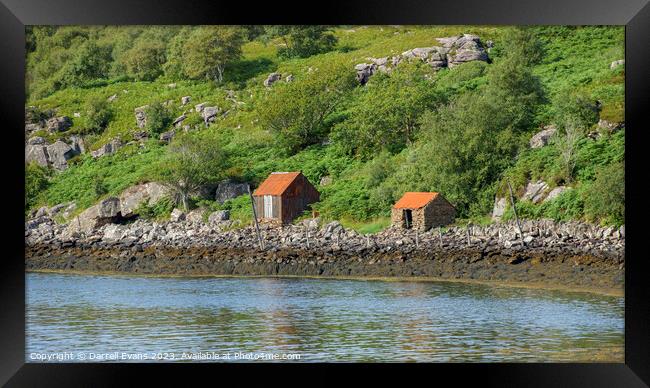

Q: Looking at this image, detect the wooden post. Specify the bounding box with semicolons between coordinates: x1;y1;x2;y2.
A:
247;184;264;250
438;226;443;249
507;180;525;246
466;225;471;247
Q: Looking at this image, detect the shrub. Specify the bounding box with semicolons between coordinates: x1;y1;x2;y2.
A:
122;40;166;81
144;102;173;137
583;161;624;226
26;162;50;212
84;95;113;133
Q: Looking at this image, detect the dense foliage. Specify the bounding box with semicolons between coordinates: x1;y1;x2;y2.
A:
25;25;625;229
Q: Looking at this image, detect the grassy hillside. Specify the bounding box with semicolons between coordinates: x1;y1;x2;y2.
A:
25;25;625;230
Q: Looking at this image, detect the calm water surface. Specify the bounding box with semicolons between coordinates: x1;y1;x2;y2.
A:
26;272;624;362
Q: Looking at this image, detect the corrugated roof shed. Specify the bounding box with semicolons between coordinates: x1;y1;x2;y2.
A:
393;192;439;209
253;172;301;196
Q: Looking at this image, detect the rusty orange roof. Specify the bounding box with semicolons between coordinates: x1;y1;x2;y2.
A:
253;172;302;196
393;192;439;209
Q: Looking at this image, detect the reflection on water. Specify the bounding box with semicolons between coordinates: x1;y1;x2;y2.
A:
26;272;624;362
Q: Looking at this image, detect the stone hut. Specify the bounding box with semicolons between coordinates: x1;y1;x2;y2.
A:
252;172;320;225
391;192;456;231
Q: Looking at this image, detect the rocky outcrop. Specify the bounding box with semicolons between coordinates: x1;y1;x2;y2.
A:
62;197;122;236
522;180;549;204
492;197;507;221
118;182;169;217
172;114;186;128
597;119;624;133
544;186;570;203
45;116;72;133
25;137;81;171
201;106;219;125
69;135;85;155
610;59;624;70
264;72;282;87
208;210;230;224
159;130;175;143
170;208;186;222
319;176;332;186
214;179;249;203
91;138;122;158
529;125;557;148
134;106;148;129
354;34;490;85
181;96;191;106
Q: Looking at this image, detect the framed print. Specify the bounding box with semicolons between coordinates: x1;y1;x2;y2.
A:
1;0;649;385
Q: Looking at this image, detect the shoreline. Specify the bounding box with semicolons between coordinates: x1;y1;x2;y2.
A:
26;267;624;297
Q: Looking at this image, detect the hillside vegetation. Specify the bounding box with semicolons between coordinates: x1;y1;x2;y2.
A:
25;25;625;229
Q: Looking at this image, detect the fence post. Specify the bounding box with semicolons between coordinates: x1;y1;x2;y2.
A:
247;185;264;250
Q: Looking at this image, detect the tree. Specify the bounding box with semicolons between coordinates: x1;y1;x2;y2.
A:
60;40;112;87
583;161;624;226
154;133;229;211
267;26;338;59
182;26;244;82
122;40;166;81
144;102;173;137
84;95;113;133
26;162;50;212
556;119;583;181
331;63;442;158
257;62;356;153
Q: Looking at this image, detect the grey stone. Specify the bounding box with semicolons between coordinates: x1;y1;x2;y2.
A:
65;197;121;235
27;136;46;145
264;72;282;87
181;96;191;105
529;125;557;148
91;139;122;158
195;103;207;113
492;197;507;221
119;182;169;217
215;180;249;203
25;123;42;133
134;106;148;129
597;119;623;133
285;74;294;82
543;186;570;203
522;180;550;204
159;130;175;143
69;135;85;155
172;115;186;128
208;210;230;223
108;94;118;102
201;107;219;125
45;116;72;132
170;208;186;222
46;140;75;170
319;176;332;186
610;59;624;70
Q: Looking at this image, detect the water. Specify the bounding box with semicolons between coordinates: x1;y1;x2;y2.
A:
26;272;624;362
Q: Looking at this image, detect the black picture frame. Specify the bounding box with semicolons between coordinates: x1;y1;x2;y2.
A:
1;0;648;386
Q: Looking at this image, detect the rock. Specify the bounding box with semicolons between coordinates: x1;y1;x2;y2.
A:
522;180;549;204
530;125;557;148
45;116;72;132
325;221;343;234
610;59;624;70
25;123;42;133
195;103;207;113
73;112;81;118
492;197;507;221
264;72;282;87
186;209;204;224
159;130;175;143
167;83;177;88
134;106;148;129
107;94;118;102
201;107;219;125
103;224;126;242
619;225;625;238
214;179;249;203
302;218;321;231
319;176;332;186
119;182;169;217
523;235;534;244
543;186;570;203
46;140;75;170
133;130;148;141
69;135;85;155
65;197;121;235
208;210;230;223
181;96;191;106
597;119;623;133
170;208;186;222
172;115;186;128
354;63;375;85
91;139;122;158
285;74;294;82
27;136;46;145
25;144;49;167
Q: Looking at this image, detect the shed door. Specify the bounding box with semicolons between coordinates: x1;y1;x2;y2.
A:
263;195;273;218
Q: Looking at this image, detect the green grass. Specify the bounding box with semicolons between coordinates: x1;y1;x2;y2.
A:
339;216;391;234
